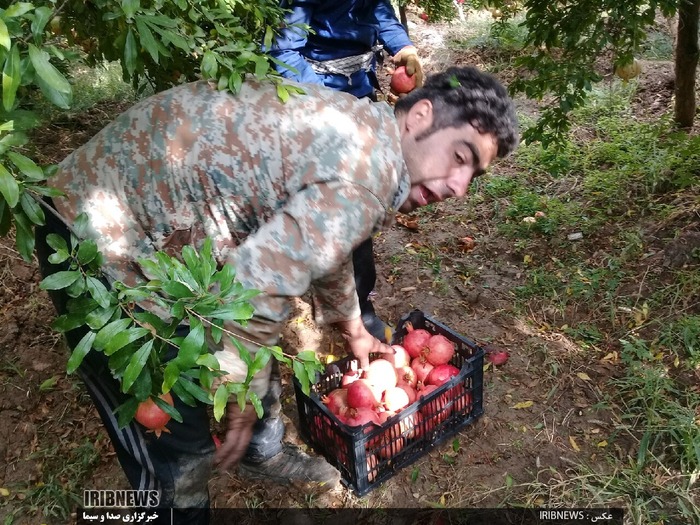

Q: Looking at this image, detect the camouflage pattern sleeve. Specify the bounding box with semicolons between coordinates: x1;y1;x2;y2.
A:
47;78;410;394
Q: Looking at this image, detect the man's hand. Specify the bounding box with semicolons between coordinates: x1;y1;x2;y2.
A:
334;317;394;370
392;46;424;88
213;403;259;471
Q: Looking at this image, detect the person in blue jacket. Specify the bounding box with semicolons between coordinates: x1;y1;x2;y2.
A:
270;0;424;100
269;0;425;339
238;0;426;489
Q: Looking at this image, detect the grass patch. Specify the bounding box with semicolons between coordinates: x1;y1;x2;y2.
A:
7;440;101;522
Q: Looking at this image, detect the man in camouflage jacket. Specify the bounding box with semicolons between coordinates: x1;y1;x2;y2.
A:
36;66;518;522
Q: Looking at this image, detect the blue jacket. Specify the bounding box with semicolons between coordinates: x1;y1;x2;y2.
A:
270;0;413;98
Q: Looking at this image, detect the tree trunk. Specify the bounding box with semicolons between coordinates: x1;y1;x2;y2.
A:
674;0;700;128
399;5;409;37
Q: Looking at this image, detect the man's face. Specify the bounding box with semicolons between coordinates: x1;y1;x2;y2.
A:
398;101;499;213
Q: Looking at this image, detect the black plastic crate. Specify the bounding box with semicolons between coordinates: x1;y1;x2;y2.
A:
293;310;484;496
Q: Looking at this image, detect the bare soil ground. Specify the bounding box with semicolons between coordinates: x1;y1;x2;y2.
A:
0;12;695;524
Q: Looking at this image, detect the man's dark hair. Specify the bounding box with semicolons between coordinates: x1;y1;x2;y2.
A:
394;67;519;157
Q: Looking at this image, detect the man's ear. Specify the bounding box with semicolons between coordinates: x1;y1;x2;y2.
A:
404;99;433;134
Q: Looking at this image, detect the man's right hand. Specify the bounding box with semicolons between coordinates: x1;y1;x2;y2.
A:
392;46;424;88
334;316;394;370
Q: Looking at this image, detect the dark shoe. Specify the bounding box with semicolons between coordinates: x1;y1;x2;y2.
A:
361;312;392;343
239;444;341;490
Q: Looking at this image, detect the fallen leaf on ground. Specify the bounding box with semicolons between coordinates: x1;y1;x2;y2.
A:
396;214;419;230
569;436;581;451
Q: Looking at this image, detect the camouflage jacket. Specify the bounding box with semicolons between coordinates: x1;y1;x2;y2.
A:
52;79;409;391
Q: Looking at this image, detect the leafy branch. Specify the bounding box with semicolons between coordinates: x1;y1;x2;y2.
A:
39;210;323;428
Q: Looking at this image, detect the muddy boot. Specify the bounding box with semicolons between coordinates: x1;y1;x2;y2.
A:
243;361;285;463
238;443;341;490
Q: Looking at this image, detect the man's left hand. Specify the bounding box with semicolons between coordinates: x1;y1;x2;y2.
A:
393;46;424;88
214;403;259;470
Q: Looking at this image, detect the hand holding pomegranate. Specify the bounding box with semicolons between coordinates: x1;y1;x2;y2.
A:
392;46;424;89
214;403;259;470
335;316;394;369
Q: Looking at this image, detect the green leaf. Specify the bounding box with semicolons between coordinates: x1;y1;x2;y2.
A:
249;346;271;378
228;71;242;94
207;301;254;321
267;345;290;365
0;18;10;51
177;322;205;367
293;359;310;396
85;276;112;309
0;163;20;208
135;17;160;64
28;44;72;108
123;28;138;77
85;305;119;330
0;197;12;236
94;318;133;350
40;270;81;290
76;239;98;264
4;3;34;18
47;249;69;264
12;210;34;261
249;391;263;418
115;397;139;428
276;83;290;103
65;274;87;297
121;339;154;393
201;51;218;79
30;6;53;37
297;350;318;363
34;73;72;109
153;395;182;423
253;55;269;78
46;233;68;252
2;43;20;111
121;0;139;19
161;280;194;298
19;191;44;225
39;376;59;392
104;327;150;355
171;380;196;407
198;367;214;391
51;313;87;332
133;310;173;338
175;376;211;405
411;466;420;483
195;353;220;370
213;383;228;421
66;296;98;315
25;184;63;198
67;331;96;374
129;366;152;399
72;213;89;240
162;361;180;392
7;151;44;180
